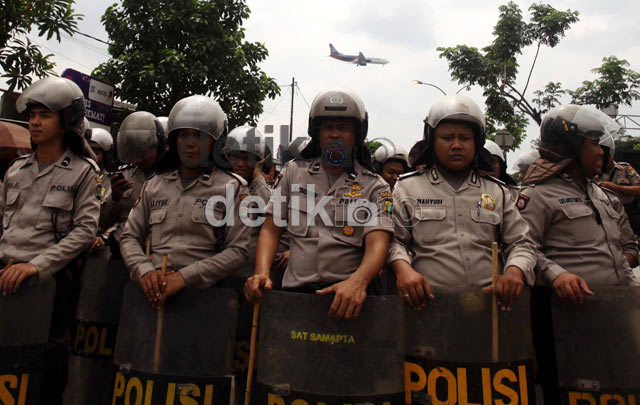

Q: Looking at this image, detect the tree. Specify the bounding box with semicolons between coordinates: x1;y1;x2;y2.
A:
1;0;82;91
437;2;579;151
366;140;382;156
93;0;280;129
569;56;640;109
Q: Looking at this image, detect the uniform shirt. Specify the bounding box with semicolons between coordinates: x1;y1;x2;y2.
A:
518;174;638;286
99;165;146;242
389;167;536;287
596;161;640;206
0;149;100;276
240;175;273;279
267;157;393;288
120;167;250;288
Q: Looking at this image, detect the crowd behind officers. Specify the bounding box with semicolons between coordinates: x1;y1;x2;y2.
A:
1;74;639;402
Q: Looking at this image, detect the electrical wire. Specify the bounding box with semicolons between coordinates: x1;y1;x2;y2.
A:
258;86;290;124
29;38;95;71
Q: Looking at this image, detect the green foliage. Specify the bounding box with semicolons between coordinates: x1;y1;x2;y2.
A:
437;2;579;151
93;0;280;129
366;140;383;155
1;0;82;91
569;56;640;109
533;82;565;115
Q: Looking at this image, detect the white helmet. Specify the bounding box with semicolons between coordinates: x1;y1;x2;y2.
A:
373;143;409;166
117;111;164;164
157;116;169;139
483;139;504;162
89;128;114;152
308;88;368;139
512;150;540;172
224;125;266;160
167;95;227;141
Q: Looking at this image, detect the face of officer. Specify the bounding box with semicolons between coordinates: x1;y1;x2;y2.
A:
91;147;105;166
382;160;404;189
318;118;356;168
579;137;604;178
28;105;65;147
227;151;257;182
176;128;214;168
433;121;475;173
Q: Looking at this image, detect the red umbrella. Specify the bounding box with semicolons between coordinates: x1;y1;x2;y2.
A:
0;121;32;178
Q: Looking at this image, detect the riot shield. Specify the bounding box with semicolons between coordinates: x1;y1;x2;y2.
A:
64;248;129;404
551;286;640;404
256;291;405;404
111;280;238;405
405;287;534;405
0;275;56;404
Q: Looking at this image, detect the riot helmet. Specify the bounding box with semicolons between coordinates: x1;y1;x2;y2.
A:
89;128;114;152
224;125;266;160
512;150;540;173
419;95;486;167
157;117;169;140
117;111;165;164
372;142;409;173
163;95;228;169
302;88;372;169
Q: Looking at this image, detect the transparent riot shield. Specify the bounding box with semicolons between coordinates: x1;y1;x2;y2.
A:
551;286;640;404
256;290;405;405
64;247;129;404
405;287;535;405
111;280;238;405
0;275;56;404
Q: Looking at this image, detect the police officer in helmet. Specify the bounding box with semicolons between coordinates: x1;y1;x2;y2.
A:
372;143;409;190
244;88;393;320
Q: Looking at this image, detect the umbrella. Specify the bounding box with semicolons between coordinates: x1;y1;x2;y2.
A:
0;121;32;178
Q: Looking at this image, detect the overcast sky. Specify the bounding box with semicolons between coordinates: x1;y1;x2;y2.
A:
9;0;640;166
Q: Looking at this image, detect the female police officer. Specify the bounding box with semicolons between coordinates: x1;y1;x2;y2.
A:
244;88;393;320
0;76;101;403
389;95;536;311
120;95;250;304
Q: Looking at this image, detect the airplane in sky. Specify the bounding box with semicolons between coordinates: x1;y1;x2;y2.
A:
328;44;389;66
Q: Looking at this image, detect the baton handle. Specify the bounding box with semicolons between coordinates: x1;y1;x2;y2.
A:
245;301;260;405
491;242;499;363
145;239;151;257
153;254;168;373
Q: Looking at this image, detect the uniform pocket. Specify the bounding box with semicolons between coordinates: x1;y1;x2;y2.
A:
36;192;73;232
469;208;500;246
414;206;447;244
560;204;596;244
149;208;168;247
3;188;20;229
287;198;310;237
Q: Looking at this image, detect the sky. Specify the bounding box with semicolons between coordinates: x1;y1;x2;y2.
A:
8;0;640;168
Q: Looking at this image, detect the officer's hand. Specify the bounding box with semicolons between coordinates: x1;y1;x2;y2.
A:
274;250;290;273
253;154;270;180
598;181;618;192
316;277;367;320
0;263;37;295
139;270;167;304
553;273;594;304
395;262;434;310
244;274;272;303
482;266;525;311
157;272;186;307
89;236;105;253
110;176;133;201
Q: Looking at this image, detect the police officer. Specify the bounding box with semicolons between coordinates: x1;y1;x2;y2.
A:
372;143;409;190
480;139;518;186
244;88;393;320
0;76;101;404
99;111;165;263
120;95;250;304
87;127;115;252
224;126;290;281
519;104;638;302
389;95;536;311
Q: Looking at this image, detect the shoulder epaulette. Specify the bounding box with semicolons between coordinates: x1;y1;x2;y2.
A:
398;170;424;181
8;155;29;169
224;170;248;187
480;174;507;187
78;155;100;172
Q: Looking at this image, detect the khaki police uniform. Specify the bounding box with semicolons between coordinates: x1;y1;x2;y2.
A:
0;149;100;275
596;162;640;206
99;165;146;242
267;157;393;288
120;167;250;287
518;174;638;286
389;167;536;287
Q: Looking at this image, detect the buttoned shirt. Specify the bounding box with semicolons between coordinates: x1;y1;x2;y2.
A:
0;149;100;276
267;158;393;288
389;167;536;287
518;174;638;286
120;167;250;288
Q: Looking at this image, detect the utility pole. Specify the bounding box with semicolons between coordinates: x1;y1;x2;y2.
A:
289;77;295;143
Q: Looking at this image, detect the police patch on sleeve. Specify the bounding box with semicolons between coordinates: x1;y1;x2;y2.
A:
516;194;529;211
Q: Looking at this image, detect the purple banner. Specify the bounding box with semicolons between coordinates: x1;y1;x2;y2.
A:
61;68;114;127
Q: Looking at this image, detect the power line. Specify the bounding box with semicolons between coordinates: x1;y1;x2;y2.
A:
295;84;311;109
258;87;290;124
62;34;110;57
77;31;110;45
29;38;95;71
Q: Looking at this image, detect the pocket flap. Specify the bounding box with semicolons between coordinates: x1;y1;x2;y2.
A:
560;204;593;220
149;209;167;224
415;206;446;221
